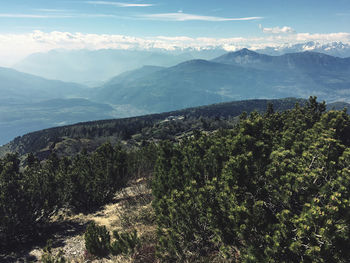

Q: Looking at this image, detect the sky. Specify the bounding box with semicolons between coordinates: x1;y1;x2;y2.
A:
0;0;350;65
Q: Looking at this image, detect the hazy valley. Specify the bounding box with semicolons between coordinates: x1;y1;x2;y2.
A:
1;46;350;146
1;29;350;263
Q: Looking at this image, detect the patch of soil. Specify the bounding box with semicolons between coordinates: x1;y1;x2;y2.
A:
1;179;155;263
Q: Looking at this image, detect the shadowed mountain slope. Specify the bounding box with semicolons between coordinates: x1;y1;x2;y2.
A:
94;50;350;113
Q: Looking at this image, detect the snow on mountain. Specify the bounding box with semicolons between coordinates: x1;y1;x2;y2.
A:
256;41;350;57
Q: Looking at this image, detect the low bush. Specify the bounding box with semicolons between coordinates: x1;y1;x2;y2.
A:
84;222;139;258
110;229;139;256
132;244;156;263
41;240;68;263
84;222;110;257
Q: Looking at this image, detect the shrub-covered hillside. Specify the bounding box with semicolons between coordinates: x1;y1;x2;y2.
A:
153;97;350;262
0;97;349;262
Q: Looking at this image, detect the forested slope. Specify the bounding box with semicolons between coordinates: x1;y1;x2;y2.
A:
0;97;349;262
0;98;306;159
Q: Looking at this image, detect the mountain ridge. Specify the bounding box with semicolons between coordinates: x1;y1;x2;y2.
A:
0;66;89;103
13;49;223;85
13;42;350;85
3;48;350;146
256;41;350;57
0;68;120;145
94;49;350;113
213;49;350;72
95;58;290;112
1;98;348;159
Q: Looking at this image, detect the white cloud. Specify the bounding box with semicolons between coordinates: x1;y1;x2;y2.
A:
0;12;124;19
34;9;68;12
0;10;260;22
86;1;154;7
260;24;295;34
0;30;349;66
0;13;55;18
140;12;263;21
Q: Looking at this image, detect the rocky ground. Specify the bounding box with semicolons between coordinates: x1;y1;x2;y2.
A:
1;179;156;263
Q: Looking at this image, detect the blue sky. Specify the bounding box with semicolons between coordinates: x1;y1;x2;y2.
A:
0;0;350;65
1;0;350;36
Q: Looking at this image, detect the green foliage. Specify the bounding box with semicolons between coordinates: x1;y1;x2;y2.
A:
0;153;62;247
41;240;68;263
127;142;159;181
0;142;131;248
152;97;350;262
83;223;139;258
110;229;139;256
0;153;28;246
1;96;349;260
84;222;111;257
24;153;65;224
67;143;128;212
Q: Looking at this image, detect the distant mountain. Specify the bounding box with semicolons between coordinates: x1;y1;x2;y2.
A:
212;48;274;69
105;65;165;86
95;59;296;112
94;50;350;113
4;49;350;145
0;67;88;103
13;49;225;86
11;42;350;86
213;48;350;72
256;41;350;58
0;68;149;145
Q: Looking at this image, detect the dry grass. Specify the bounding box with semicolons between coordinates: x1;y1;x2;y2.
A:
29;178;157;263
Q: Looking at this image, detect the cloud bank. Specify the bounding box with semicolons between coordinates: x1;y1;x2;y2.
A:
0;30;349;66
0;13;57;18
86;1;154;7
0;12;121;19
0;11;261;22
259;24;295;34
140;13;263;21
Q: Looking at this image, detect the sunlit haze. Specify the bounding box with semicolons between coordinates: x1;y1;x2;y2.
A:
0;0;350;66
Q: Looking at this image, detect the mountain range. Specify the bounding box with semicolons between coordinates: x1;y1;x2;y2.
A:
0;68;132;145
256;41;350;57
1;48;350;145
12;41;350;86
93;49;350;112
0;67;88;103
13;49;226;86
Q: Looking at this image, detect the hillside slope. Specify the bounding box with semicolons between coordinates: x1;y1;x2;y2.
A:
0;67;88;103
1;98;347;159
0;68;128;145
